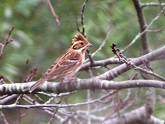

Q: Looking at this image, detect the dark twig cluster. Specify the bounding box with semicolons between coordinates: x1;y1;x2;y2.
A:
111;43;165;81
111;43;129;64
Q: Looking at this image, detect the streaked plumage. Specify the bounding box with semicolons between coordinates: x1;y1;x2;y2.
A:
29;34;92;92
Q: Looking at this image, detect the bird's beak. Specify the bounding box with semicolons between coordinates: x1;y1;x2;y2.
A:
87;43;92;47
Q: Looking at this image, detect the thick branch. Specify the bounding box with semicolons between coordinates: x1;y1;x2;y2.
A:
98;46;165;80
103;106;164;124
81;58;122;70
133;0;149;54
0;79;165;95
133;0;156;120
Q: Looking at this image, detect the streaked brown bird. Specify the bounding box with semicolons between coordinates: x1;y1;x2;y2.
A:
29;34;92;92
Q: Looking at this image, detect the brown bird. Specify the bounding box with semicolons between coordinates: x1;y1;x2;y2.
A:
29;34;92;92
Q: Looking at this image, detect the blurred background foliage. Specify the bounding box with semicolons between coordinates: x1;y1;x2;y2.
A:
0;0;165;123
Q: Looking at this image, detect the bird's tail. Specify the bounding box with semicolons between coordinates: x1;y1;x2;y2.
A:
28;78;45;93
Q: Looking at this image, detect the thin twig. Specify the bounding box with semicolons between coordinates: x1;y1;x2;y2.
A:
159;0;165;15
111;44;165;81
141;2;165;8
14;95;23;104
77;0;95;66
122;8;164;53
85;21;111;63
37;91;77;97
147;26;165;32
5;26;14;43
47;0;60;25
48;109;59;124
0;91;119;109
0;25;14;59
0;111;9;124
87;67;94;124
23;66;38;82
22;94;63;122
92;22;111;58
80;0;88;36
86;49;94;65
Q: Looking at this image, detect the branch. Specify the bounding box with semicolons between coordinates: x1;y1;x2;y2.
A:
84;22;111;63
0;111;9;124
111;43;165;81
91;22;111;58
133;0;149;54
98;46;165;80
0;25;14;59
0;79;165;95
148;26;165;32
81;51;165;71
122;6;164;53
103;106;165;124
79;0;88;36
0;46;165;94
47;0;60;25
0;94;19;105
141;2;165;8
81;58;122;70
0;91;116;109
133;0;156;120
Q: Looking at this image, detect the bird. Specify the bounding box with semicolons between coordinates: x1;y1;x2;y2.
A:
28;34;92;92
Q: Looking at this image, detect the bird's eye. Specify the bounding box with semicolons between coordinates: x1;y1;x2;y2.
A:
80;42;84;46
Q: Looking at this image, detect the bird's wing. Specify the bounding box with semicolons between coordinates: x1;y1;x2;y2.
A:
29;52;82;92
44;51;82;78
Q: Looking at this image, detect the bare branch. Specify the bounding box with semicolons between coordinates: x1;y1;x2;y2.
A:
0;46;164;94
133;1;156;120
81;58;122;70
47;0;60;25
133;0;149;54
111;44;165;81
0;91;118;109
85;22;111;63
5;26;14;44
0;111;9;124
79;0;88;36
1;79;165;95
159;0;165;16
103;106;164;124
98;46;165;80
141;2;165;8
147;26;165;32
0;25;14;59
122;7;164;53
